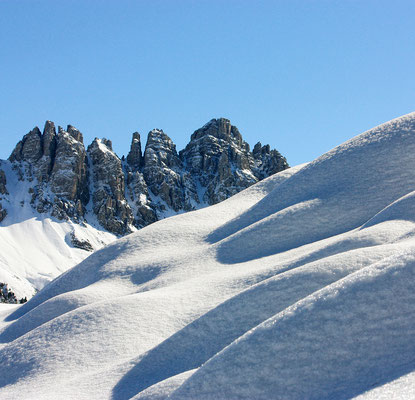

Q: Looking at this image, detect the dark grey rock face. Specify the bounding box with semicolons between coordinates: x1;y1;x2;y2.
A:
36;121;57;182
180;118;286;204
0;169;7;195
126;132;143;170
0;165;8;222
8;122;89;221
88;138;133;235
125;169;158;228
125;129;195;227
0;206;6;223
125;133;157;227
6;118;289;234
70;232;94;252
9;127;43;164
142;129;193;212
51;126;88;204
252;142;289;180
48;126;88;220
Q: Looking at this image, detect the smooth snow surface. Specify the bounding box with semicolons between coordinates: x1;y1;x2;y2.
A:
1;112;415;399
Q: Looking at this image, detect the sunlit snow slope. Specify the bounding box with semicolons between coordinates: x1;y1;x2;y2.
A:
0;160;116;298
1;112;415;399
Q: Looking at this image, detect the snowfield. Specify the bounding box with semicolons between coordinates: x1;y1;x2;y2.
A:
1;112;415;399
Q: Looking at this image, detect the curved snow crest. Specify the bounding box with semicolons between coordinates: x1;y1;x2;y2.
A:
360;189;415;229
7;165;303;323
170;251;415;399
1;113;415;399
210;111;415;262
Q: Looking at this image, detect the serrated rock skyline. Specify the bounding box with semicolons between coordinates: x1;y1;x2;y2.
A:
0;118;289;235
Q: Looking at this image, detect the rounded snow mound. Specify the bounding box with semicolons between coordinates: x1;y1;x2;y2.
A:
1;113;415;400
211;111;415;262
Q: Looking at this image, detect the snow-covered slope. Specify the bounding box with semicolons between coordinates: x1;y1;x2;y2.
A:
0;160;116;299
0;118;288;299
1;112;415;399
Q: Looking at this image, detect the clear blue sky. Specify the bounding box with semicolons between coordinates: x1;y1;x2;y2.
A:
1;0;415;165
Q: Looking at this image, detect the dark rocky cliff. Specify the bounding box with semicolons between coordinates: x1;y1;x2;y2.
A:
1;118;289;234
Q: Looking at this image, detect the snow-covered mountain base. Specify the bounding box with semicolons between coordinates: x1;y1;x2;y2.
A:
1;112;415;399
0;160;116;299
0;117;288;299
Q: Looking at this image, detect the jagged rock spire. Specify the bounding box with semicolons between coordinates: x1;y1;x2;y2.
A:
9;126;43;163
126;132;143;170
42;121;57;158
88;138;133;234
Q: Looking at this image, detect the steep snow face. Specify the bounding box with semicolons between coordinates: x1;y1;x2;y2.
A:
1;112;415;399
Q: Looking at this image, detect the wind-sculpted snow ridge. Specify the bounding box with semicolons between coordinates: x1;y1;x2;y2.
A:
1;112;415;399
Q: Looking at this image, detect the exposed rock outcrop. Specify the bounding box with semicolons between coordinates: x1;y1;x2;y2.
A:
125;168;157;228
125;131;158;228
180;118;285;204
0;166;7;223
88;138;133;235
0;205;6;223
8;122;89;220
142;129;194;212
126;132;143;170
5;118;289;233
9;127;43;164
0;168;7;195
49;126;89;219
70;232;94;252
252;142;289;179
35;120;57;182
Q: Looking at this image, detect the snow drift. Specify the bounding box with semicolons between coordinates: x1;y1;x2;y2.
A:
1;112;415;399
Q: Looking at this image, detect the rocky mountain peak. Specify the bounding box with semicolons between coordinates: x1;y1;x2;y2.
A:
101;138;113;150
2;118;289;235
179;118;254;203
87;138;133;235
42;121;57;159
44;120;55;133
144;129;181;170
145;129;177;153
126;132;143;170
190;118;245;148
88;137;112;153
9;126;43;163
50;126;88;205
66;125;83;143
253;141;272;157
252;140;288;179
